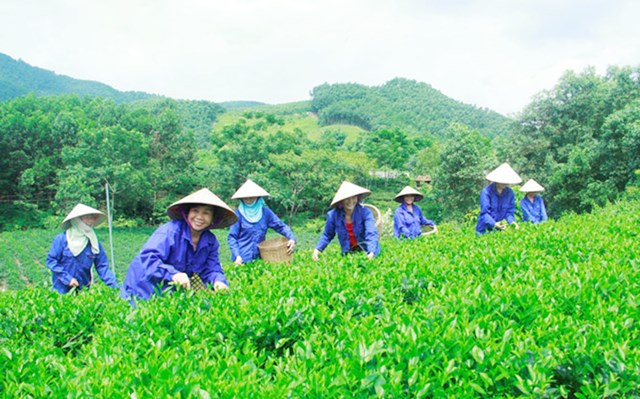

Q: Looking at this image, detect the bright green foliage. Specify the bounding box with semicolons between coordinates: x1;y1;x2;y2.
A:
434;124;495;221
0;53;154;103
211;104;365;145
310;78;512;139
356;129;417;172
129;98;225;149
254;149;368;221
1;200;639;397
207;115;372;221
501;66;640;217
0;95;211;228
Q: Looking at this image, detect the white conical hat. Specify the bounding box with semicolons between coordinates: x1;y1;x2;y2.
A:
231;179;270;199
394;186;424;203
520;179;545;192
167;188;238;229
330;181;371;207
485;163;522;184
61;204;106;230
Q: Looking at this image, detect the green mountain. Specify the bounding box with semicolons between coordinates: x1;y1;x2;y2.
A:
1;51;511;140
0;52;156;103
311;78;512;138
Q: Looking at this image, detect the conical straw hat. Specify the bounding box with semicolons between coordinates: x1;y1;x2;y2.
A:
167;188;238;229
61;204;106;230
231;179;270;199
519;179;545;193
394;186;424;203
485;163;522;184
330;181;371;207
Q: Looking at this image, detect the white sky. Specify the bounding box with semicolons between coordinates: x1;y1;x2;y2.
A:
1;0;639;116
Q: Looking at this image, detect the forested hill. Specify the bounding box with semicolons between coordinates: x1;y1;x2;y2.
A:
0;52;155;103
311;78;512;138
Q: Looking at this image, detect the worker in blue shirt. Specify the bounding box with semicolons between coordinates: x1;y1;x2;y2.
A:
228;179;296;265
476;163;522;235
393;186;437;239
312;181;380;261
121;188;237;302
520;179;548;223
46;203;118;294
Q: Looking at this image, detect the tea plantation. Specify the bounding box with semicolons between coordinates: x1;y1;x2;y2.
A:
1;200;639;397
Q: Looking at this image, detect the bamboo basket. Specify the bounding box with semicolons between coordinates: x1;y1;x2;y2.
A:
258;236;292;263
363;203;382;236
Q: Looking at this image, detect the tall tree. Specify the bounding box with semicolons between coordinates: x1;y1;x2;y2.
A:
434;124;495;221
502;65;640;216
359;129;415;172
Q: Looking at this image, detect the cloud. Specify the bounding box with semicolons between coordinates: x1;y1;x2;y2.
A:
1;0;639;115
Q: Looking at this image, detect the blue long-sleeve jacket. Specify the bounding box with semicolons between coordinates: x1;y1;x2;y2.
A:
121;219;228;301
46;233;118;294
227;207;296;263
520;195;548;223
315;204;380;256
393;203;435;239
476;183;516;235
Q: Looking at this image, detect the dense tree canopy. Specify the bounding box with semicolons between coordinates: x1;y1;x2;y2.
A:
311;78;512;139
0;95;204;228
499;66;640;216
1;65;639;230
0;52;154;103
433;124;496;221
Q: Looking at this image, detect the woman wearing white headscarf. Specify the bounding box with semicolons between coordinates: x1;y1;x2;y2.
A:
227;179;296;265
46;204;118;294
520;179;548;223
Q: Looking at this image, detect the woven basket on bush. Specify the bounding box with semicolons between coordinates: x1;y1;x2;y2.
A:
258;236;292;263
363;203;382;236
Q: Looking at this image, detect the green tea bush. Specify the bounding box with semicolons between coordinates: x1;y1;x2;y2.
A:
1;200;639;397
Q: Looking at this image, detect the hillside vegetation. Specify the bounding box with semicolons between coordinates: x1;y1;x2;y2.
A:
211;102;366;144
0;53;154;103
1;199;639;397
2;53;639;229
310;78;513;138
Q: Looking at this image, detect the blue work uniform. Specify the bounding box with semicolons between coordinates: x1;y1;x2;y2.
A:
46;233;118;294
475;183;516;235
393;203;435;239
120;219;228;301
315;204;380;256
520;195;548;223
227;207;296;263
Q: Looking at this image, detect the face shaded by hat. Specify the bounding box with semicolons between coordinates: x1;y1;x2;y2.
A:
61;204;106;230
167;188;237;229
394;186;424;203
231;179;270;200
485;163;522;185
330;181;371;208
519;179;545;193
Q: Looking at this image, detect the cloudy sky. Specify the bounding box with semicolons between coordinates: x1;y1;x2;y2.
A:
1;0;639;115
